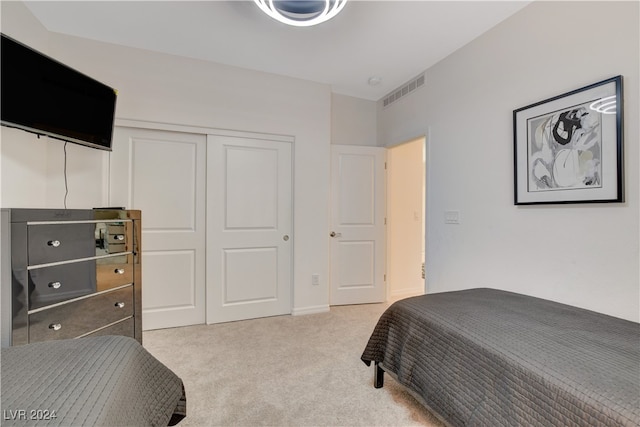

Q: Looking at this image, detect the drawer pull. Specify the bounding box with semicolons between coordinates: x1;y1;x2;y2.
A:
114;268;125;274
49;323;62;331
48;281;62;289
115;302;126;308
114;234;125;241
47;240;61;247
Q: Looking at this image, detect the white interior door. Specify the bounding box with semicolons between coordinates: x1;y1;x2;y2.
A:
207;134;292;324
330;145;386;305
110;127;206;330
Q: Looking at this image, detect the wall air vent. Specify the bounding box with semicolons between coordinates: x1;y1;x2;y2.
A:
382;73;425;108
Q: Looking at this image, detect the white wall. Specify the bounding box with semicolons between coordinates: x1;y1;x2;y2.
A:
331;94;377;146
0;1;331;314
379;1;639;321
1;2;110;209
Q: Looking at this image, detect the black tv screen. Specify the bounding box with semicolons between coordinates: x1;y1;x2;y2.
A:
1;34;117;151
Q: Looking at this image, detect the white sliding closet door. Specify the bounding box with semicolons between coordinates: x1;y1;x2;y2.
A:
207;134;292;324
110;127;206;330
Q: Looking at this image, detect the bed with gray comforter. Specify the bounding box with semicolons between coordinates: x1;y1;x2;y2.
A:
361;288;640;427
1;335;186;426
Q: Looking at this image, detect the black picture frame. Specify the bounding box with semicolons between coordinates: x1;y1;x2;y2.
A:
513;76;623;205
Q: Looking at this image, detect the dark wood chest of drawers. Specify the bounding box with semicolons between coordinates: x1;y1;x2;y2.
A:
1;209;142;346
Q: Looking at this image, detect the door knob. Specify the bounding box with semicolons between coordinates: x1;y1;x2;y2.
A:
283;235;289;241
330;232;342;238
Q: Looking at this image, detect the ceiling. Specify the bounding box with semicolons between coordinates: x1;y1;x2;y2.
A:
24;1;532;101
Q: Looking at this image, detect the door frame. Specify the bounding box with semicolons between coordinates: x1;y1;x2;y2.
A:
328;136;428;306
385;136;427;302
113;119;295;326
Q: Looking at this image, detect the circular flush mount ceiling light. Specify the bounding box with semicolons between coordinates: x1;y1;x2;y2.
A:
254;0;348;27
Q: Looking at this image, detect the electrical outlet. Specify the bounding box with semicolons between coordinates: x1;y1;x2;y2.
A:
444;210;460;224
312;274;320;286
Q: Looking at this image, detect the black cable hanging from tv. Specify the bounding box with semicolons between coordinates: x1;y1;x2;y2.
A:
63;142;69;209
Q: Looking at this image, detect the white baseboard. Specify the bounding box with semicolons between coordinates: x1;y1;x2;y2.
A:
291;305;330;316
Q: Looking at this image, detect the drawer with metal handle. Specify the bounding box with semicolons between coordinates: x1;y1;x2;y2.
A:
96;262;134;292
27;223;95;265
28;285;133;343
28;259;96;310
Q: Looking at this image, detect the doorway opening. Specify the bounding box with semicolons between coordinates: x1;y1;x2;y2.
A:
386;136;426;302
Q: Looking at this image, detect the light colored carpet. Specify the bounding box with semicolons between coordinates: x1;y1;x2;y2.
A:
143;303;446;427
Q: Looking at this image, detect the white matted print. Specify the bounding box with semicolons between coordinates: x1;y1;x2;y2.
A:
513;76;623;205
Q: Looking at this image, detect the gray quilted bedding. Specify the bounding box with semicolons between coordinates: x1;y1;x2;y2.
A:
1;335;186;426
361;288;640;427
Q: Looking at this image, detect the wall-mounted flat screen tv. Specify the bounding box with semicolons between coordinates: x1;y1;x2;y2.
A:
1;33;117;151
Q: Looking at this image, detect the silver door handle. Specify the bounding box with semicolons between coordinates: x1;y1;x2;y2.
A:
114;268;125;274
115;302;125;308
283;235;289;241
330;232;342;238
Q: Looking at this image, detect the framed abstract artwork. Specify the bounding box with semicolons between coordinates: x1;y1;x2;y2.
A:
513;76;623;205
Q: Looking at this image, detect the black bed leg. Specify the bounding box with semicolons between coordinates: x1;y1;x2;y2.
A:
374;362;384;388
